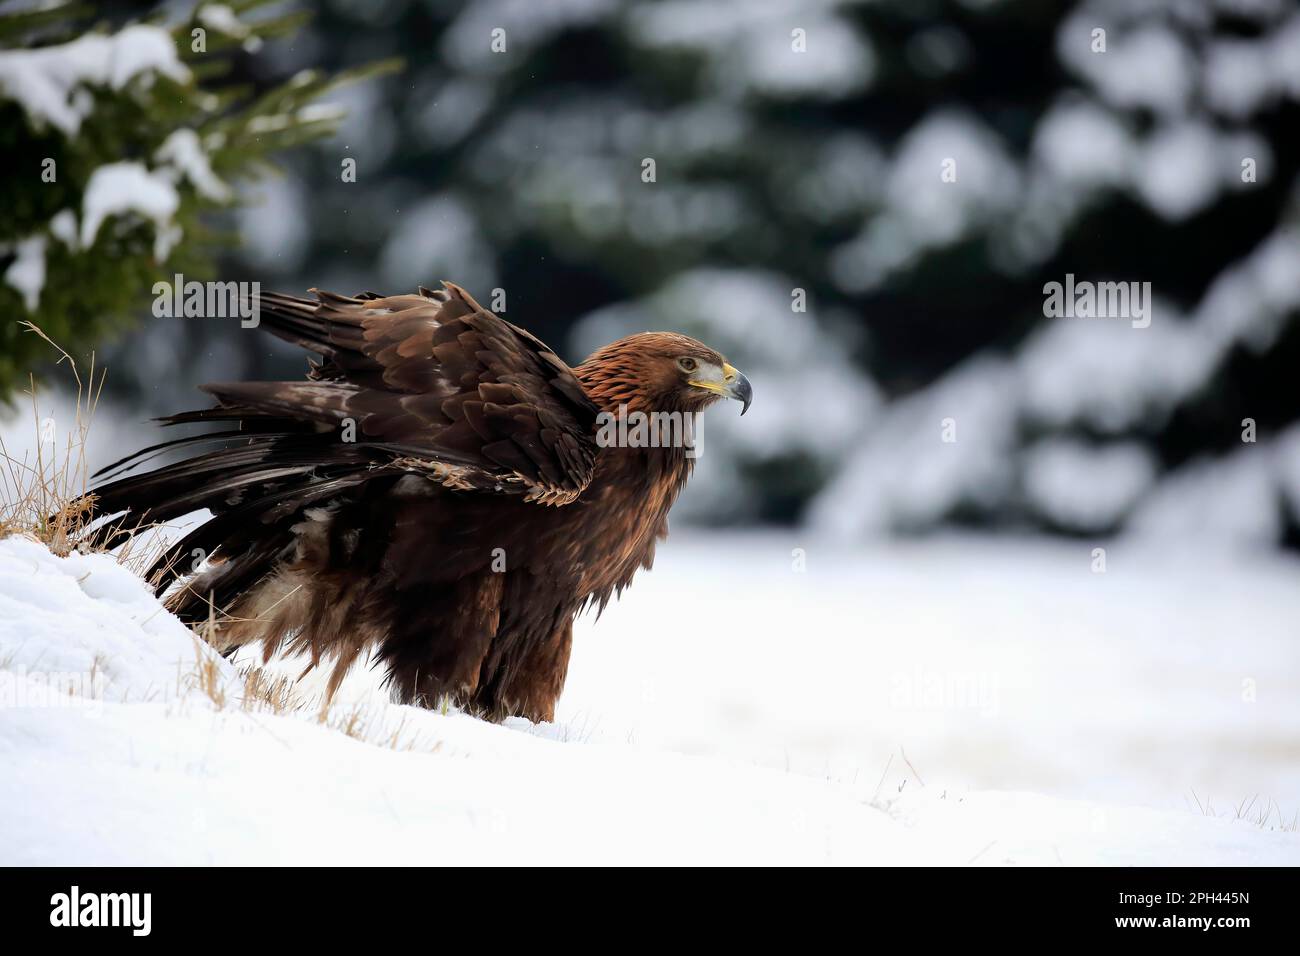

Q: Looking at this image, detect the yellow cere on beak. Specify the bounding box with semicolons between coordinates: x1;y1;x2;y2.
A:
689;362;753;415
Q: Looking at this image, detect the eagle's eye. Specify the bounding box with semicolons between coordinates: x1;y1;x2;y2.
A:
677;357;699;373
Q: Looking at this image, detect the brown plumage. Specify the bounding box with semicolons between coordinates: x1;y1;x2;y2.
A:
86;282;752;720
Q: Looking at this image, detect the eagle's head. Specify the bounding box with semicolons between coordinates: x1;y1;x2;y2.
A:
577;331;753;416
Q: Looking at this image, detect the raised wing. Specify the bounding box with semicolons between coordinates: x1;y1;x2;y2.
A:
209;282;601;505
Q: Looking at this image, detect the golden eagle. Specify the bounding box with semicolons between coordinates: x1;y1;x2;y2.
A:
88;282;751;720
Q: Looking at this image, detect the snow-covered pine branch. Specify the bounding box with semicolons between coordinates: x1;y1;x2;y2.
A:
0;0;399;399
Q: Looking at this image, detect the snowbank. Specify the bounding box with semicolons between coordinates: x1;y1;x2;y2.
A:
1;536;1297;865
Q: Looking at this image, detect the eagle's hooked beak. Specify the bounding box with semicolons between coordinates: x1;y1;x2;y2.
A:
689;362;753;415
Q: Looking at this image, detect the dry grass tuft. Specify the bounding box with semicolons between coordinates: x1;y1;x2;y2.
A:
239;665;303;715
315;692;442;752
175;640;440;753
1188;787;1300;832
0;323;103;553
185;638;230;710
0;325;179;579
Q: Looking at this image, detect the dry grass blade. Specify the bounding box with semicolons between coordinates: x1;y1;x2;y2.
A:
0;323;101;553
0;324;173;574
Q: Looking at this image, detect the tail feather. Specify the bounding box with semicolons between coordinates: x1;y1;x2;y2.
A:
252;290;371;366
154;406;290;427
75;285;467;651
79;423;387;609
91;437;312;520
157;470;376;621
93;428;265;483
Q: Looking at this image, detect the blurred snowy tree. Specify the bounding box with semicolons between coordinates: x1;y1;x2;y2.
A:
0;0;396;398
43;0;1300;541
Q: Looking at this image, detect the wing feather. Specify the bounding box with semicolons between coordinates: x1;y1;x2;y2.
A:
242;281;599;503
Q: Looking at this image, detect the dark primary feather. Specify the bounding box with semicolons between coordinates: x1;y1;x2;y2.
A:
245;281;601;500
83;282;724;720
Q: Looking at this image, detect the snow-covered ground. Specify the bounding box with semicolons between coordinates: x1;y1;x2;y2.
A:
2;532;1298;865
563;532;1300;814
